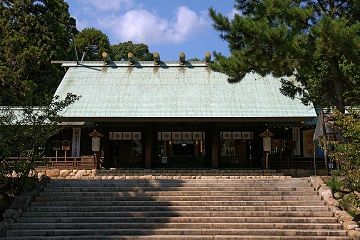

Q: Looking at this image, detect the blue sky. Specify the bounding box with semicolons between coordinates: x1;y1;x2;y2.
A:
65;0;236;60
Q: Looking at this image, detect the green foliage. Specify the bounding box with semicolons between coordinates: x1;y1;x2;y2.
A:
339;192;360;218
111;41;152;61
0;0;76;106
209;0;360;110
75;28;111;61
0;93;79;185
326;175;343;193
330;109;360;191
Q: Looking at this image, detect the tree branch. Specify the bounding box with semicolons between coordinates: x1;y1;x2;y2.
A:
316;0;327;14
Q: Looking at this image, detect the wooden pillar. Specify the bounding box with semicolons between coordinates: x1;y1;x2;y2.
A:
211;128;219;169
95;151;101;169
145;128;152;169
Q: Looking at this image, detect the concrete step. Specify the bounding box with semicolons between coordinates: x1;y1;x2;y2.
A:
5;228;348;237
22;210;334;218
10;222;343;230
17;216;339;224
2;235;350;240
34;195;321;202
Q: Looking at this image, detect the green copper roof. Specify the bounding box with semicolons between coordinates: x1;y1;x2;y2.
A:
55;62;316;119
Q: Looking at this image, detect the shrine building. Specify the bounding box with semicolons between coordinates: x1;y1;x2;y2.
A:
47;53;320;169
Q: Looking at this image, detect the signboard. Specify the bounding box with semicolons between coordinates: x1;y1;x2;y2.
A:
71;128;81;157
52;141;61;151
62;140;71;151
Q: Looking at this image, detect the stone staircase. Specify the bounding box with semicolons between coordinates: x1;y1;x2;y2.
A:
96;169;283;178
4;177;349;239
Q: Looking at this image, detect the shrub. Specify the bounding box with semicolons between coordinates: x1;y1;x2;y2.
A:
326;176;343;193
329;109;360;192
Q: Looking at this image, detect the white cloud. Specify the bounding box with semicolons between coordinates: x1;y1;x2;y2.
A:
74;0;133;12
227;8;241;19
101;6;209;44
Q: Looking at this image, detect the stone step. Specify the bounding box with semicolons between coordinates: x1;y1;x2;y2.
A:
47;178;309;185
2;235;350;240
31;200;323;210
43;186;315;192
10;222;343;230
17;216;339;224
94;174;288;178
98;168;279;171
23;209;334;218
98;169;280;172
49;178;304;183
92;174;287;178
39;190;317;196
27;205;329;212
109;173;287;177
45;183;311;189
70;174;288;178
5;178;349;239
34;195;321;202
47;181;310;187
22;210;334;218
5;228;348;237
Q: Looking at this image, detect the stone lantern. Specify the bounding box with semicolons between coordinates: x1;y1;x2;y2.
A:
89;130;103;169
260;129;274;170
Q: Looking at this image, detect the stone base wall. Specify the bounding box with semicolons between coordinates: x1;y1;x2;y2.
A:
278;169;328;177
310;176;360;240
32;168;330;179
36;169;97;179
34;168;291;180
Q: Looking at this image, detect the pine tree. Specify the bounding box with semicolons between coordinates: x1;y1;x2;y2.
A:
75;28;111;61
111;41;152;61
210;0;360;111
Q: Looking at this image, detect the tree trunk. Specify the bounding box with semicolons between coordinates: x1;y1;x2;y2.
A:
329;58;345;113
